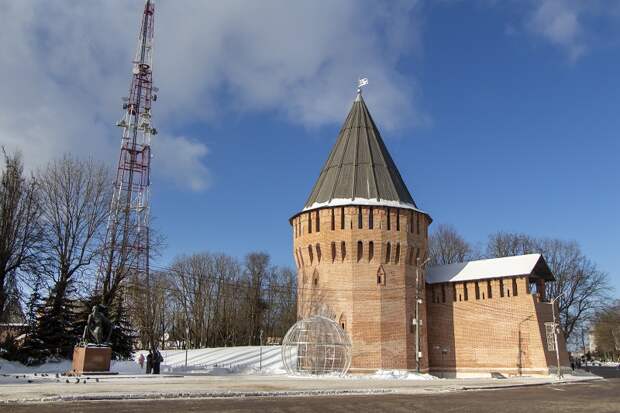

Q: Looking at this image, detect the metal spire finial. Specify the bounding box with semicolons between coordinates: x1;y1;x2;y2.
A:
356;77;368;99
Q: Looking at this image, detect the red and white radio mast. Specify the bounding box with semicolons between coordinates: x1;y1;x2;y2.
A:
98;0;157;311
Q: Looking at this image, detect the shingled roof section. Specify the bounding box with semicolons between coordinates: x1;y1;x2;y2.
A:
303;92;427;214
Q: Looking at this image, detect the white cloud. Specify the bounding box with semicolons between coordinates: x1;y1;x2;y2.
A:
153;135;210;192
525;0;586;61
0;1;424;191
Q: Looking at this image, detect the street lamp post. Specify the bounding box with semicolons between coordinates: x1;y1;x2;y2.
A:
415;257;431;373
549;293;564;379
185;326;190;370
259;329;264;372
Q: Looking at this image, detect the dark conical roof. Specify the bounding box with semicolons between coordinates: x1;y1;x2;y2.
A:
302;92;426;214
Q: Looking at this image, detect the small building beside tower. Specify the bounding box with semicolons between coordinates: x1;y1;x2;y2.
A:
289;86;569;376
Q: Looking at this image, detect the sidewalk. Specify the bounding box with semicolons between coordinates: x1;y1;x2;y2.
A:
0;372;603;403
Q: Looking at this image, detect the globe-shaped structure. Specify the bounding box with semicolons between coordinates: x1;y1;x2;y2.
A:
281;315;352;376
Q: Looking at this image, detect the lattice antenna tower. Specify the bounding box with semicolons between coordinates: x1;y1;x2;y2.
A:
98;0;158;309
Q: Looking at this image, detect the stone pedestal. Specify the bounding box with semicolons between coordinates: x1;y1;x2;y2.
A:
70;346;112;375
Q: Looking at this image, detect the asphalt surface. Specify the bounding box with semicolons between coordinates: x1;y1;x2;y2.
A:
3;368;619;413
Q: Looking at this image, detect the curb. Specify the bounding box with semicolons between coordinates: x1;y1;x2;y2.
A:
2;388;395;404
462;376;604;391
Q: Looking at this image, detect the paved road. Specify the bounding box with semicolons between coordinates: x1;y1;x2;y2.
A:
3;369;619;413
589;366;620;378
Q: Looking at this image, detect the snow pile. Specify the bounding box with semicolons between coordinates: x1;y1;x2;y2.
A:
369;370;437;380
0;358;72;374
135;346;287;375
0;357;143;375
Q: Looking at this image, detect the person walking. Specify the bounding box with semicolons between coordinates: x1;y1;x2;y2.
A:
138;353;145;370
146;350;153;374
152;348;163;374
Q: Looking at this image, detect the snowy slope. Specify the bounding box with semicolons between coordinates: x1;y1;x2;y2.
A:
135;345;286;374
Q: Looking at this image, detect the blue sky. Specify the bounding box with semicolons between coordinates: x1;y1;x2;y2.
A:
0;1;618;296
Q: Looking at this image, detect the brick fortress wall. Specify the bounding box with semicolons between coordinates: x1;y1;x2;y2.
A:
426;276;570;377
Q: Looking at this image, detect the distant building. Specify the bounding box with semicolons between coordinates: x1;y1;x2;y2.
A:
588;330;597;354
290;89;569;376
0;323;27;343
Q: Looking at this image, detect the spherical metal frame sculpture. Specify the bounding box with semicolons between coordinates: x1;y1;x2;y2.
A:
281;315;352;377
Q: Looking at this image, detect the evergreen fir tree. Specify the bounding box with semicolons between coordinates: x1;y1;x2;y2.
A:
18;278;46;364
25;276;43;334
109;294;135;359
32;283;81;360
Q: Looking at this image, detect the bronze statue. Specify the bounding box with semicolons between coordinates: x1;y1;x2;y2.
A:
82;305;113;346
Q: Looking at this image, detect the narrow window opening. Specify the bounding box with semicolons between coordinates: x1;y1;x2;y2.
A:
299;248;305;267
308;245;313;264
475;282;480;300
341;241;346;261
499;279;505;298
340;207;345;230
482;292;485;299
396;211;400;231
316;243;321;263
459;294;462;302
441;284;446;303
385;242;391;264
409;211;414;233
331;209;335;231
313;277;318;287
453;284;457;302
395;243;401;265
487;281;493;299
315;210;320;232
408;247;414;265
507;289;511;297
512;278;518;296
377;274;382;284
386;207;391;230
416;214;420;235
331;242;336;262
357;241;363;262
463;283;468;301
368;241;374;262
369;207;374;229
308;213;312;234
358;206;363;229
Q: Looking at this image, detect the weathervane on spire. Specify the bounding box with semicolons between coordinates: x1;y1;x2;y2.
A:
357;77;369;94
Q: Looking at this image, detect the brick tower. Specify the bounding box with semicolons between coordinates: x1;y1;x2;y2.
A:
290;88;432;372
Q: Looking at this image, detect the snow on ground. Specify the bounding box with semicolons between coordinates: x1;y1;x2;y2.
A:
135;346;286;375
368;370;437;380
0;357;143;379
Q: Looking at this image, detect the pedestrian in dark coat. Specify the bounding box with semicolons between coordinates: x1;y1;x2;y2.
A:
146;350;153;374
152;348;163;374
